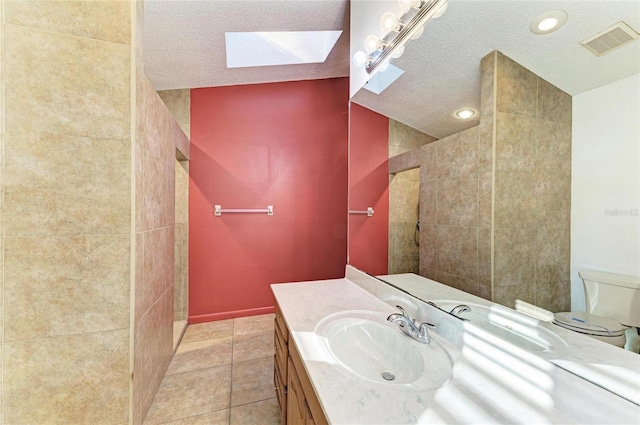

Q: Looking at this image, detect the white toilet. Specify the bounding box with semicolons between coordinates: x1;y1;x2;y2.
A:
553;270;640;348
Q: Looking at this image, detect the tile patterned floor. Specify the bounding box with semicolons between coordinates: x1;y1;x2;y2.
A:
144;314;281;425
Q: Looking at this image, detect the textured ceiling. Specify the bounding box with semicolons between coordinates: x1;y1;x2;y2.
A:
144;0;640;139
144;0;350;90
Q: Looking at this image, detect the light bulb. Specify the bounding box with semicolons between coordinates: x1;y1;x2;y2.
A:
433;0;448;18
455;108;477;119
397;0;416;11
538;17;558;31
380;12;399;33
411;26;424;40
379;61;390;72
353;51;369;68
392;45;405;59
364;35;381;53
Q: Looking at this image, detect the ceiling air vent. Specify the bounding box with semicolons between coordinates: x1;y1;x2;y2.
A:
581;21;640;57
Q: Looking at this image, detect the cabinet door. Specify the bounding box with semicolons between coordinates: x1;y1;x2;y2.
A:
304;400;315;425
287;357;305;425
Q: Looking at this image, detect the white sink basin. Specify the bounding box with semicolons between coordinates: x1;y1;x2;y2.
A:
434;301;568;358
314;310;453;390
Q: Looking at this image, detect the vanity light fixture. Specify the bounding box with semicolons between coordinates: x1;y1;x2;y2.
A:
530;10;568;35
455;108;477;120
353;0;448;75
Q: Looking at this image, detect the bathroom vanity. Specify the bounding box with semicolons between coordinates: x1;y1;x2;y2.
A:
271;266;640;425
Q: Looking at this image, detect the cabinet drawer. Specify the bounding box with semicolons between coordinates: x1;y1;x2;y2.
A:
274;355;287;425
275;302;289;343
274;321;287;384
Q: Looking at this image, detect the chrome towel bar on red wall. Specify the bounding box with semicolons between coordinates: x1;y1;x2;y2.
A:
348;207;374;217
214;205;274;216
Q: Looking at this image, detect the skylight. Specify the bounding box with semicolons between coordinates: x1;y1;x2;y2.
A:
363;64;404;95
225;31;342;68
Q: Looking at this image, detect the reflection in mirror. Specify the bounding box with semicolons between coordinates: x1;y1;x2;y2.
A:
347;0;640;398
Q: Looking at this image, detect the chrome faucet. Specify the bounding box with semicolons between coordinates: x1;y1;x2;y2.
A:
449;304;471;318
387;305;435;344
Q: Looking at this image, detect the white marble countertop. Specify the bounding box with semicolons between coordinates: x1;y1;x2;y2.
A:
271;268;640;424
379;273;640;406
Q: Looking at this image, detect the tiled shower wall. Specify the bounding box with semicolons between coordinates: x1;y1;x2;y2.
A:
133;5;190;425
1;2;132;423
417;126;492;299
388;120;436;274
389;51;571;310
158;89;191;325
0;2;189;423
491;52;572;311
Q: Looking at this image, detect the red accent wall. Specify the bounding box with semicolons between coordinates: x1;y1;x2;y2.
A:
348;103;389;275
189;78;349;323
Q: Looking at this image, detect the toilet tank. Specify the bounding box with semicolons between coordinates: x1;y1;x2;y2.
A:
580;270;640;327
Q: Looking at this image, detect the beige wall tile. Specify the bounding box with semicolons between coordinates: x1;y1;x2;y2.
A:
139;287;174;405
389;119;436;151
143;76;177;162
175;160;190;224
477;282;492;301
4;235;130;341
388;222;419;274
480;51;496;120
494;283;534;309
389;175;419;223
436;127;478;179
5;24;130;139
3;132;130;236
420;267;438;281
478;170;492;226
436;271;479;297
494;171;541;227
537;77;572;123
418;144;437;183
495;113;535;172
419;223;437;271
494;226;535;287
478;226;492;285
4;329;129;424
437;175;479;226
158;89;191;138
533;119;572;172
535;225;570;283
143;147;170;230
535;280;571;312
137;227;174;320
166;163;176;226
5;0;130;44
496;52;537;117
478;120;493;171
140;356;168;425
388;150;419;173
420;180;437;225
436;226;478;281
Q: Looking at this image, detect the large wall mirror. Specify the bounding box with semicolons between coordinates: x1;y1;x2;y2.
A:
347;0;640;395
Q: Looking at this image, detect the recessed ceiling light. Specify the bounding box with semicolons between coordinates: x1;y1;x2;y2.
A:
530;10;568;35
455;108;477;120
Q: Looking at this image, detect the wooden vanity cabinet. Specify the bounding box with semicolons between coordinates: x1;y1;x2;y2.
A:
274;302;327;425
274;302;288;425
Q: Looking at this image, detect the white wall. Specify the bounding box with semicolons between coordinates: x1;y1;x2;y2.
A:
571;73;640;311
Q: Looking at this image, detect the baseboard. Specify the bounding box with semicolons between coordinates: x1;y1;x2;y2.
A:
188;306;275;323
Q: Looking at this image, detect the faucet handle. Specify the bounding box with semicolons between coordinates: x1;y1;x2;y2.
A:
395;305;410;318
417;322;435;341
